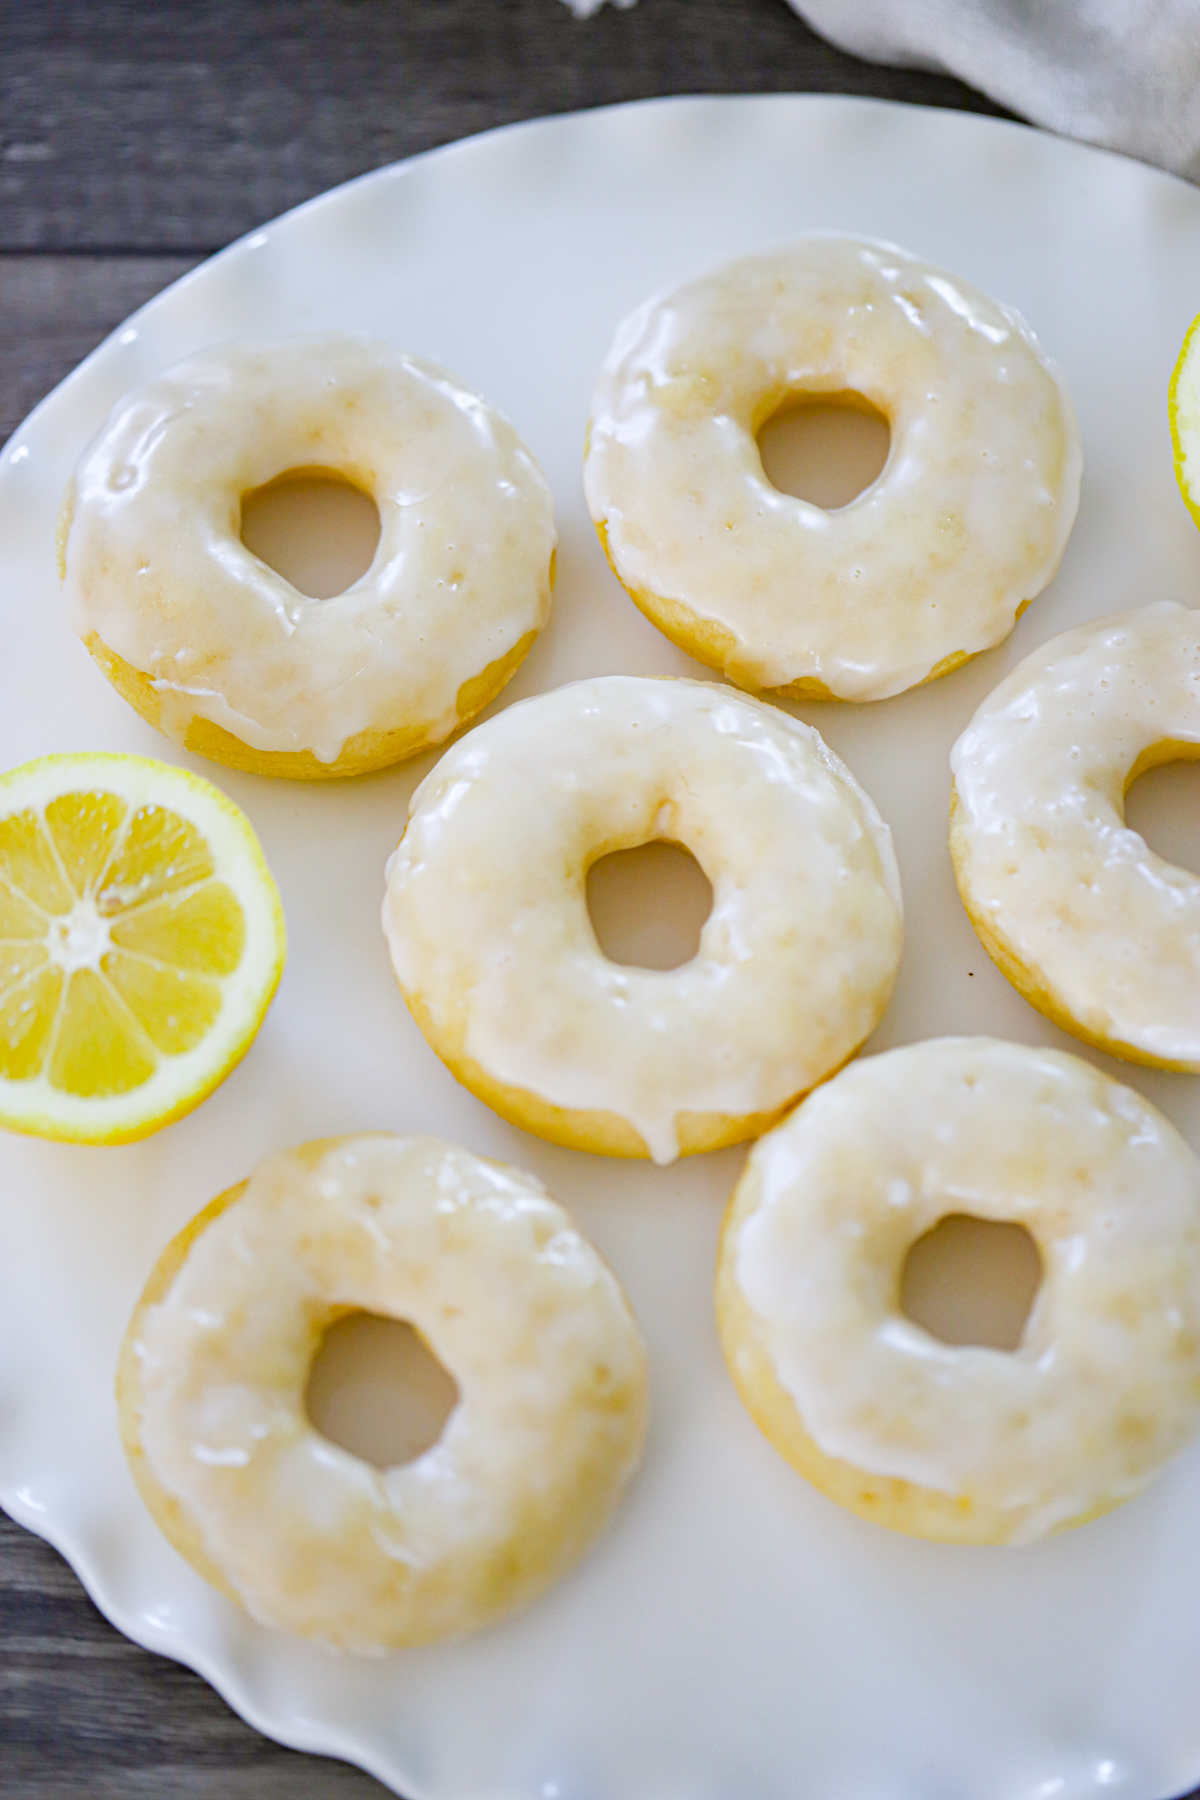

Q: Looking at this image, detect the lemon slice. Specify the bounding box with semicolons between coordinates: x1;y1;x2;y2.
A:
0;754;285;1143
1169;309;1200;528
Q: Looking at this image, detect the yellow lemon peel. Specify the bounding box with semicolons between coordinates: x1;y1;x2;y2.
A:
1169;309;1200;530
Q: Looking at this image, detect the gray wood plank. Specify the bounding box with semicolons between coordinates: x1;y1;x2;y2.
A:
1;0;1014;253
0;254;200;442
0;1512;390;1796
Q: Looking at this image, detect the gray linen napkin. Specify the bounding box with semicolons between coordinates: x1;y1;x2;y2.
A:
792;0;1200;180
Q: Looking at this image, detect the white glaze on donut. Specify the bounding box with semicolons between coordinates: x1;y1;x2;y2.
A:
951;602;1200;1069
382;676;903;1164
721;1038;1200;1542
584;237;1080;700
122;1136;647;1651
64;334;555;764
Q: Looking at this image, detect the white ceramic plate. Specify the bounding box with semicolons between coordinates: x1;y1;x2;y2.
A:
4;94;1200;1800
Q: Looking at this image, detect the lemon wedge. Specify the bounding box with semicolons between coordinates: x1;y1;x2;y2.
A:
0;754;285;1143
1169;309;1200;529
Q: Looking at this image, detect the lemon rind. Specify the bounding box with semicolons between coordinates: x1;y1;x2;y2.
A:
1169;309;1200;532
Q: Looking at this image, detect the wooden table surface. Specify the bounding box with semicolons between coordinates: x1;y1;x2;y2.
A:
1;4;1195;1797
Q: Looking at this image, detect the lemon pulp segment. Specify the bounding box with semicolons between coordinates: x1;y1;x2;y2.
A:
0;755;285;1142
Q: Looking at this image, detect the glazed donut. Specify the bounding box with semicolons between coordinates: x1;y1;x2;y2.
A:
382;675;903;1164
116;1135;647;1651
951;603;1200;1070
584;236;1080;702
60;334;555;779
716;1037;1200;1545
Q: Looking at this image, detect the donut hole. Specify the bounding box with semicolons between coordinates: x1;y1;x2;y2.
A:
1123;745;1200;877
240;466;381;600
756;391;891;509
900;1214;1042;1352
586;840;713;970
305;1311;459;1469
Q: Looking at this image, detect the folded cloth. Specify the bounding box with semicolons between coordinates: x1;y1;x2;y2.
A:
559;0;1200;181
790;0;1200;180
